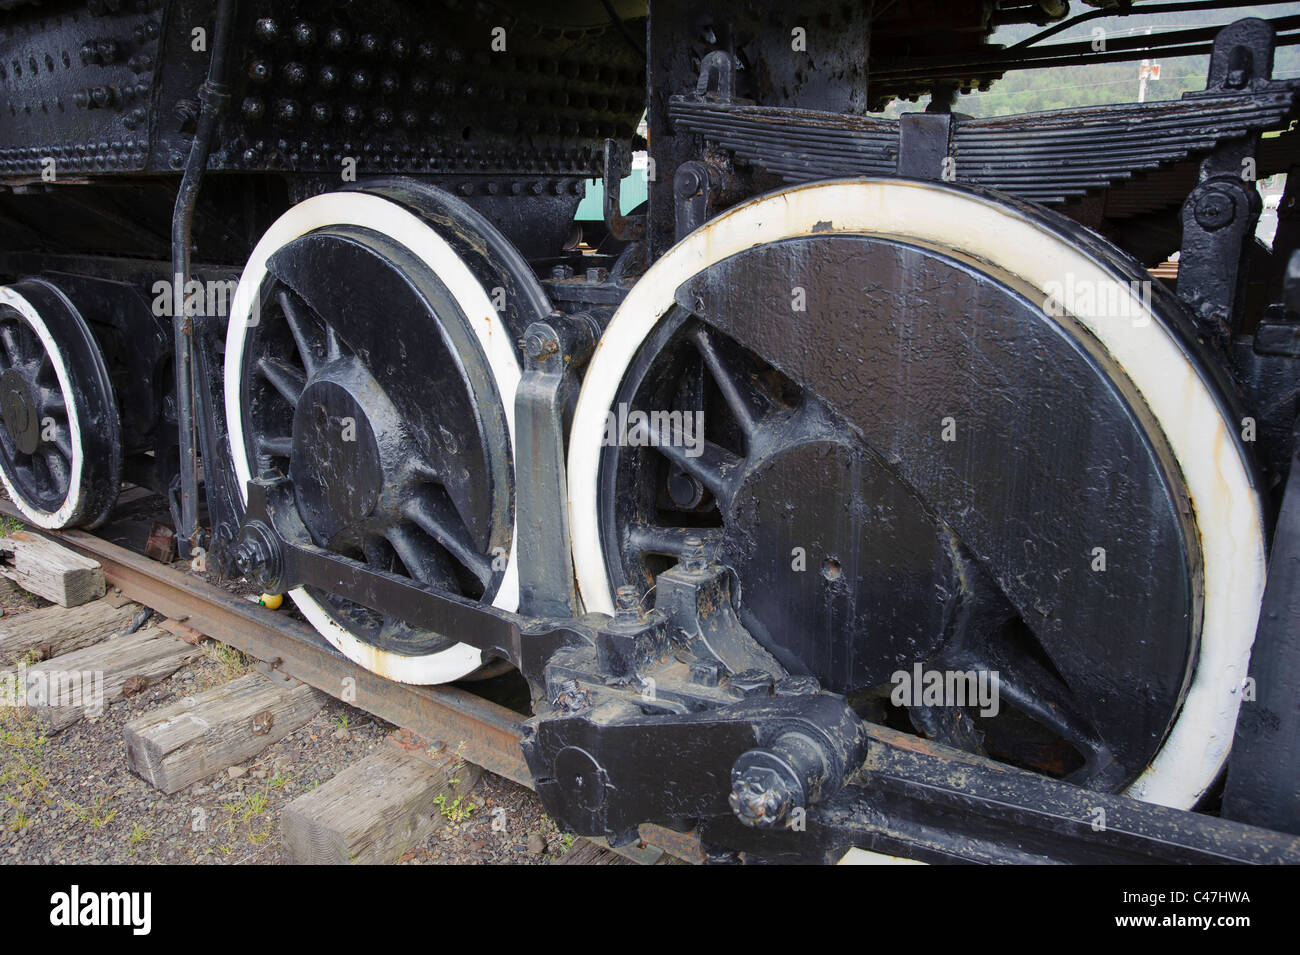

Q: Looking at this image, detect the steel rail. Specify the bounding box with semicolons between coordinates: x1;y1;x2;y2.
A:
0;500;533;786
8;501;1298;864
0;500;703;863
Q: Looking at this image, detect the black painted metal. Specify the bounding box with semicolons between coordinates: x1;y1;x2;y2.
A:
595;228;1203;788
514;313;596;620
0;277;122;529
238;223;513;654
702;725;1300;864
668;71;1298;206
171;0;236;559
1177;19;1276;346
1223;411;1300;835
352;178;553;343
4;1;1300;862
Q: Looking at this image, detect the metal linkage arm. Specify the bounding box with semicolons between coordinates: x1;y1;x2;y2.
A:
235;476;590;683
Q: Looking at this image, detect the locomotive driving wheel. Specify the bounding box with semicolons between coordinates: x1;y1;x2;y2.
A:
568;179;1267;807
226;184;544;684
0;279;122;530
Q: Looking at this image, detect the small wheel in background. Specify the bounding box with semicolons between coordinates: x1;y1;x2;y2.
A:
0;278;122;530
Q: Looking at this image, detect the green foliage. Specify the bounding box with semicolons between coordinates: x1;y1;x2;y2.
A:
434;786;476;823
883;6;1300;118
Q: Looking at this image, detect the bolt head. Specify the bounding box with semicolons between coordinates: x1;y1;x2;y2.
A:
255;18;279;42
674;164;704;197
680;534;708;572
614;585;640;621
1194;189;1236;231
728;766;793;827
524;333;552;360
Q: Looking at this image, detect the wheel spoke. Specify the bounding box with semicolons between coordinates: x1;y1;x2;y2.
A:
386;523;459;590
277;288;323;375
361;536;393;572
649;422;743;503
979;649;1123;788
257;435;293;458
929;543;1124;782
626;524;723;560
941;622;1125;788
404;490;494;586
256;356;307;405
325;326;344;362
50;429;73;461
0;324;28;364
36;386;66;415
40;448;69;490
691;325;757;437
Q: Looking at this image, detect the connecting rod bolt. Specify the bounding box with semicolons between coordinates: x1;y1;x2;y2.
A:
729;732;829;829
614;585;640;621
681;535;708;572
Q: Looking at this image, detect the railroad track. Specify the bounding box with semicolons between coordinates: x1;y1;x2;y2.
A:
0;499;703;865
10;497;1300;865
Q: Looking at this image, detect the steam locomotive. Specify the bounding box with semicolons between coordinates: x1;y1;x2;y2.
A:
1;0;1298;862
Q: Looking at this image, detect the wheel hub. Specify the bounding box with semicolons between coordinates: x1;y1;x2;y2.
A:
290;364;388;542
0;367;40;455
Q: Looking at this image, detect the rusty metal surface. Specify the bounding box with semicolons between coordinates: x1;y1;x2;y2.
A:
1;501;709;862
0;499;532;787
8;498;1292;864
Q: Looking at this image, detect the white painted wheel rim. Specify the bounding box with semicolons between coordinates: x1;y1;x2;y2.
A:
0;285;85;529
567;179;1266;808
225;192;521;685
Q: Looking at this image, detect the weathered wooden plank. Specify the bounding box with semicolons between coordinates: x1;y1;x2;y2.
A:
0;531;105;607
124;671;325;793
553;839;637;865
0;597;143;664
281;743;481;865
24;627;202;733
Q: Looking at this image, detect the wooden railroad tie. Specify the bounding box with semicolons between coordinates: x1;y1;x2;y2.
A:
0;595;143;664
0;531;106;607
280;733;482;865
22;627;202;733
124;670;326;794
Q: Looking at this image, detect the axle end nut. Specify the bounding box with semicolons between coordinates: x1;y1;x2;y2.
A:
728;731;829;828
234;521;282;593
